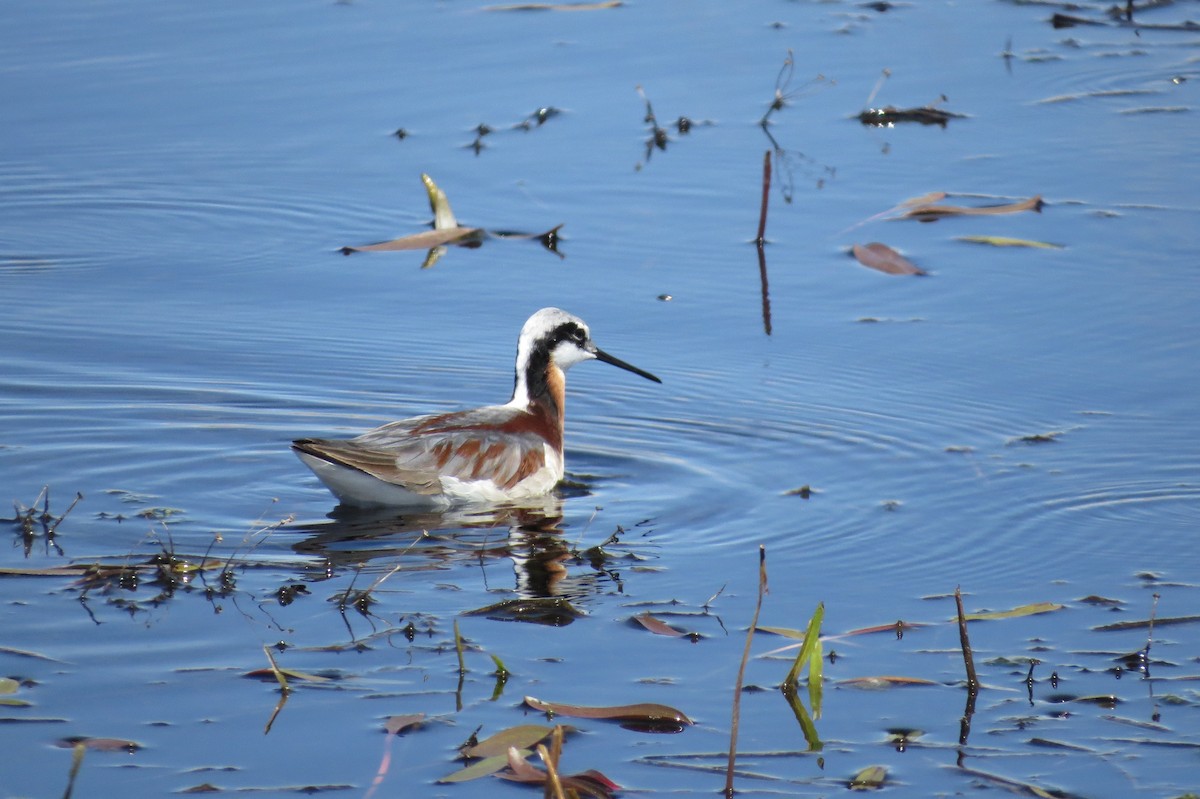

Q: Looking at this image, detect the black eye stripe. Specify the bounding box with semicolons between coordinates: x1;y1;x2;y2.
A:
551;323;587;346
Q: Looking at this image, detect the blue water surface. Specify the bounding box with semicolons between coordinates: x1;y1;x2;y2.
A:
2;1;1198;797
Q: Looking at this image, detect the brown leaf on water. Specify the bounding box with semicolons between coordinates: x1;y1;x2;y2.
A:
900;191;947;208
486;0;623;9
838;676;941;689
852;243;926;276
1094;614;1200;632
840;621;927;637
242;667;333;683
384;713;425;735
0;565;93;577
56;736;141;752
524;695;693;725
632;612;697;639
339;173;563;259
902;195;1044;221
502;747;546;783
497;748;620;799
340;227;486;254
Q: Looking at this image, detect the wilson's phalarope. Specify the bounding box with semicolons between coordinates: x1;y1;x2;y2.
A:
293;307;661;508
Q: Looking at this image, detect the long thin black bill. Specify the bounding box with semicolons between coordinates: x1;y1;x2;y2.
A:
593;347;662;384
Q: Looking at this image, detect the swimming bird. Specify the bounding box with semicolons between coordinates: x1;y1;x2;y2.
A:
293;308;661;508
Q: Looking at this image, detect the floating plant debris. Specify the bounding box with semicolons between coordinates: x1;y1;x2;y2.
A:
957;235;1063;249
340;174;563;265
858;104;965;127
524;695;693;726
852;242;926;276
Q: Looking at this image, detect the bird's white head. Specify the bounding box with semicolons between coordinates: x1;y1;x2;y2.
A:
510;307;660;407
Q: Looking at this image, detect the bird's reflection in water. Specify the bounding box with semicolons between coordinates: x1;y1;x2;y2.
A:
290;495;619;604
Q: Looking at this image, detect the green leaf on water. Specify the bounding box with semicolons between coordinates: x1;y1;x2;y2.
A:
0;677;18;694
850;765;888;790
439;751;527;783
957;235;1063;249
464;724;557;758
964;601;1063;621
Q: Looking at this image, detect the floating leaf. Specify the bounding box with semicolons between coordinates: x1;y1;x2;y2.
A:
523;696;692;726
903;195;1043;220
243;667;332;684
1074;694;1120;707
502;746;546;783
341;227;486;254
1007;431;1063;445
56;736;141;752
439;752;525;783
756;625;807;640
858;105;965;126
486;0;623;9
900;191;947;208
838;676;941;689
632;612;697;639
852;243;926;276
0;678;18;694
963;602;1063;621
463;597;584;625
957;235;1063;249
959;764;1069;798
850;765;888;790
1094;614;1200;632
340;174;563;260
497;748;620;799
465;725;557;759
384;714;425;735
0;565;93;577
840;621;926;637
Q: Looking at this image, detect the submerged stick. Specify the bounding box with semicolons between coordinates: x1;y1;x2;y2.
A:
725;546;768;798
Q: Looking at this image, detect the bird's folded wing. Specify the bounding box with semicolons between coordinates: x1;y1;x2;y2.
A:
299;407;551;493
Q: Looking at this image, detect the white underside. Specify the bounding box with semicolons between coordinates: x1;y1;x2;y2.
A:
295;447;563;509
